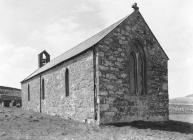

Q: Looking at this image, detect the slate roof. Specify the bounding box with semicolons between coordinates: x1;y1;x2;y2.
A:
21;12;131;83
22;10;169;83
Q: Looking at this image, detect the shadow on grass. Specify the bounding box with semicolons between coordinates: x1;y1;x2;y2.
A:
106;120;193;134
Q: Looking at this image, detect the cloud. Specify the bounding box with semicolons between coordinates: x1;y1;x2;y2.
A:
0;42;38;88
74;3;96;13
0;0;192;98
29;16;102;59
95;0;130;26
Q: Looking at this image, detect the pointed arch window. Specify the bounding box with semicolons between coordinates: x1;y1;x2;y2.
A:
128;49;146;95
65;68;69;97
129;52;137;95
137;54;144;95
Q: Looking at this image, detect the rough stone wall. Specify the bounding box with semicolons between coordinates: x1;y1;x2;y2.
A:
22;76;40;112
96;11;168;124
22;50;95;122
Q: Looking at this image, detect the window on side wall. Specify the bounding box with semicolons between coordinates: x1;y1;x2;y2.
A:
42;78;45;100
65;68;69;97
28;84;30;101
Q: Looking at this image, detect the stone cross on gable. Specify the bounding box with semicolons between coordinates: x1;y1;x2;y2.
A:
132;3;139;11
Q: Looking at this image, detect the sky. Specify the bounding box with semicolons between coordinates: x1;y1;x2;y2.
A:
0;0;192;98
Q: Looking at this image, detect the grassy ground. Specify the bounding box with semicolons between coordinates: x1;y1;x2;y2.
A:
169;103;193;123
0;107;193;140
170;114;193;123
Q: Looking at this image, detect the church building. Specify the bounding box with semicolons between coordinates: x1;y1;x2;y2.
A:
21;4;169;124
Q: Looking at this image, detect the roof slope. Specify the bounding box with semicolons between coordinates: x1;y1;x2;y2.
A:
21;12;131;83
22;10;169;83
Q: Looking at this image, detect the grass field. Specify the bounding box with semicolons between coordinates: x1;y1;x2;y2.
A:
170;114;193;123
169;103;193;123
0;107;193;140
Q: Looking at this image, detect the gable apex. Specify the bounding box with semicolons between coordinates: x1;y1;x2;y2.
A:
21;8;168;83
21;12;135;83
137;12;169;60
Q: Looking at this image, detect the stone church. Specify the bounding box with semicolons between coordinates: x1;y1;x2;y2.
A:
21;4;169;124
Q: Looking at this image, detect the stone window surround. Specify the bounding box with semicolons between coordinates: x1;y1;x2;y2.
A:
127;45;146;95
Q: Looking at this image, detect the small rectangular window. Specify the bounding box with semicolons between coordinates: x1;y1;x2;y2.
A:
28;84;30;101
65;68;69;97
42;79;45;100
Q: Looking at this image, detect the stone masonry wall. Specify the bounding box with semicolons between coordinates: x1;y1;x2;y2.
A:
22;76;40;112
96;11;168;124
22;50;95;122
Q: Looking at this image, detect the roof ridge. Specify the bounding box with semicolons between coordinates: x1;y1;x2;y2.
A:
21;11;136;83
44;14;130;66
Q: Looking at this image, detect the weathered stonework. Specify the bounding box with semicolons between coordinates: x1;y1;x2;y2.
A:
22;77;40;112
21;10;169;125
22;50;95;122
95;11;168;124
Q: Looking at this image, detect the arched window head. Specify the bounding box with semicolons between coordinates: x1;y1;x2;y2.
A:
128;47;146;95
137;54;144;95
65;68;69;97
129;52;137;95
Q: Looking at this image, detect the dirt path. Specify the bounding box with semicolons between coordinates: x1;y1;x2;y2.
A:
0;107;193;140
